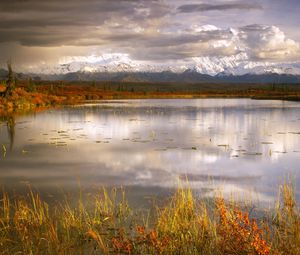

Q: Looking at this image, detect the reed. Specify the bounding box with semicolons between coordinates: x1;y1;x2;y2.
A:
0;183;298;254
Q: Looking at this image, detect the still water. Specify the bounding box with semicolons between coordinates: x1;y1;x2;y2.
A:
0;99;300;205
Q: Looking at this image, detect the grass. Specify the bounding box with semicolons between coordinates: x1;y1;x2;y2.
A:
0;183;298;254
0;85;65;115
2;80;300;116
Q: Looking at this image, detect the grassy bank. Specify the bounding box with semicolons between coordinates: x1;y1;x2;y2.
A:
1;80;300;116
35;81;300;102
0;183;299;254
0;85;66;116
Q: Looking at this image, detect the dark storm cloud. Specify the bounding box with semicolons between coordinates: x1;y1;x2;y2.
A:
0;0;299;70
0;0;170;46
0;0;153;13
0;0;236;58
177;2;262;13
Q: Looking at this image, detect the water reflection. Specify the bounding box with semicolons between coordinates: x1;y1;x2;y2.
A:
0;99;299;205
0;115;15;154
7;116;15;151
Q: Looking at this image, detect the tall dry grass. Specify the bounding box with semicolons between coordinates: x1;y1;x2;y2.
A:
0;184;298;254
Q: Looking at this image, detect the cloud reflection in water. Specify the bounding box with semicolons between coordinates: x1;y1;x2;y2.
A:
0;99;299;205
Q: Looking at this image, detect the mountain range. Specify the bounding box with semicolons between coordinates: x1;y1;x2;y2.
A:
1;53;300;83
1;68;300;84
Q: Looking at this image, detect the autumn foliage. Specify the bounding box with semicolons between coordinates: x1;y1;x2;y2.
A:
1;183;297;254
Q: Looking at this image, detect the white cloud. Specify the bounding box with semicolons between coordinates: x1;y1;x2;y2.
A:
239;25;300;61
2;21;300;75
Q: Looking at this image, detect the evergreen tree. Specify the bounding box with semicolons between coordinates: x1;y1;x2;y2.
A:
27;77;36;92
5;61;15;97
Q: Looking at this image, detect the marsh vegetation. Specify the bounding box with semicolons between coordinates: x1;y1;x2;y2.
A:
0;183;299;254
1;74;300;115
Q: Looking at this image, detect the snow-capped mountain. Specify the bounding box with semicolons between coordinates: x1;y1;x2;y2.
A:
192;53;300;76
22;52;300;77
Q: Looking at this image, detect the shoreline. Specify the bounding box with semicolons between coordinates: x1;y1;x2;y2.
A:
1;82;300;116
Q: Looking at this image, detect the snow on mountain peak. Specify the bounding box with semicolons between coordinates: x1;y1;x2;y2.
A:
22;52;300;76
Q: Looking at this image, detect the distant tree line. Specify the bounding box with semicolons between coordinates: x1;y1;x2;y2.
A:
0;61;15;97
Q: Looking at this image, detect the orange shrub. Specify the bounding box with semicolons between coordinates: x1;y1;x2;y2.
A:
216;198;271;255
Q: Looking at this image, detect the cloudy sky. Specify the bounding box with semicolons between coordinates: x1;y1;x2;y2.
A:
0;0;299;74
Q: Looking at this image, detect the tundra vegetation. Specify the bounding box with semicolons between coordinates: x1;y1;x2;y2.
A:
0;64;65;115
1;66;300;116
0;183;298;254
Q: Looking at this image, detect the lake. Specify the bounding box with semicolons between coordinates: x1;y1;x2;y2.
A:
0;99;300;206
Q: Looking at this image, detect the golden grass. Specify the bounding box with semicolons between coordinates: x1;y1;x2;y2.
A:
2;81;300;116
0;184;299;254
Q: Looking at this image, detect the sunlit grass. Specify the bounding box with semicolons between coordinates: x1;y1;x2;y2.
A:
2;80;300;116
0;183;298;254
